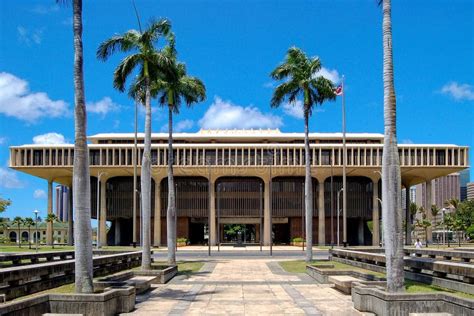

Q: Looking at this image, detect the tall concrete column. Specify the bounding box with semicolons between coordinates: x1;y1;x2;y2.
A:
318;181;325;245
99;179;107;247
115;219;121;245
46;180;53;245
372;180;380;246
425;180;433;243
153;181;161;246
67;185;73;245
209;181;216;245
263;180;271;246
404;183;412;246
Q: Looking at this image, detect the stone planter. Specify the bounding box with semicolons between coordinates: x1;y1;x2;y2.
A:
177;242;187;247
291;241;305;247
352;282;474;316
0;286;136;316
306;265;385;284
136;265;178;284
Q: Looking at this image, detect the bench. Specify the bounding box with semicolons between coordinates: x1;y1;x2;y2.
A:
328;275;362;294
403;249;474;262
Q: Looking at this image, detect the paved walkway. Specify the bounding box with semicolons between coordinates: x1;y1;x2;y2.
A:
122;259;363;315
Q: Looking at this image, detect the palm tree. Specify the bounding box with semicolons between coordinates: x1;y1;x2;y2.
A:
97;18;172;270
24;217;35;249
270;47;335;262
46;213;58;249
12;217;23;248
143;44;206;265
379;0;404;292
56;0;93;293
0;195;11;213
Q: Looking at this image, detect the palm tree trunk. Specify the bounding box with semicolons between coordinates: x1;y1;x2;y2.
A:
304;106;313;262
72;0;93;294
141;73;152;270
167;104;177;265
381;0;404;293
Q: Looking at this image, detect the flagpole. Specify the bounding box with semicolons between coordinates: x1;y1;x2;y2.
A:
342;75;347;247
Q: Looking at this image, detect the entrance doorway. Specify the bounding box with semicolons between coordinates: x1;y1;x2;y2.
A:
222;224;258;245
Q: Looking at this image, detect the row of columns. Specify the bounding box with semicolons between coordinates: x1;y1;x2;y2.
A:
85;175;434;248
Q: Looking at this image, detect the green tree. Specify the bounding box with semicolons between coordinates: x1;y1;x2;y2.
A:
415;206;431;248
46;213;58;249
0;195;11;213
56;0;93;293
270;47;335;262
146;45;205;265
24;217;35;249
98;18;172;270
441;213;455;247
430;204;440;231
12;216;23;248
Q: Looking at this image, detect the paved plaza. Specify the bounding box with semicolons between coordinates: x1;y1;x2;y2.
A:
123;248;365;315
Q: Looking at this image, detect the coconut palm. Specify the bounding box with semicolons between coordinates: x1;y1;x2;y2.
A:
379;0;404;292
46;213;58;249
24;217;35;249
56;0;93;293
145;46;206;265
97;18;172;270
12;217;23;248
270;47;335;262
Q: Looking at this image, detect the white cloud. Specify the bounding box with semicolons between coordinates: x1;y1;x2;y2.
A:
0;72;69;123
440;82;474;101
0;137;6;145
175;119;194;132
282;101;304;119
263;82;275;89
87;97;121;116
402;139;414;144
33;132;68;144
17;26;44;45
31;5;59;15
160;119;195;132
199;97;283;129
33;189;47;199
0;168;24;189
314;67;341;84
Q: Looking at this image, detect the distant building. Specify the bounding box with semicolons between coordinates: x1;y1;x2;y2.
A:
55;185;69;222
0;219;68;244
416;173;460;210
460;169;470;201
467;182;474;201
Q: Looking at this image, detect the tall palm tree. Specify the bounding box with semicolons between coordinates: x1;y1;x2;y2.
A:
12;216;23;248
57;0;93;293
146;45;206;265
24;217;35;249
97;19;172;270
270;47;336;262
380;0;404;292
46;213;58;249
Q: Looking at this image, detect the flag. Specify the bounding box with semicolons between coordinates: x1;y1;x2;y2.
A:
334;84;343;96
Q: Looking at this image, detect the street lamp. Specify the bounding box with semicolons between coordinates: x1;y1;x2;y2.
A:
97;172;107;249
337;188;344;247
33;209;39;253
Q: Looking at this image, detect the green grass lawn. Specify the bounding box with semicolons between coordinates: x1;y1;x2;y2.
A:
405;280;474;300
0;245;74;253
152;260;204;276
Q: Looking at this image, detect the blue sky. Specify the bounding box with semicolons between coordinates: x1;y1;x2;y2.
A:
0;0;473;219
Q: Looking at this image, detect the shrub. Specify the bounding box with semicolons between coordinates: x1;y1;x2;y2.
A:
292;237;305;243
177;237;188;244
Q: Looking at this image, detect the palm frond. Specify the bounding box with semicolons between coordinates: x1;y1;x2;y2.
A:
142;18;171;44
113;53;142;92
97;31;140;60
